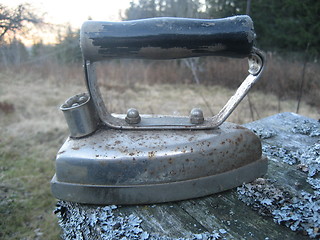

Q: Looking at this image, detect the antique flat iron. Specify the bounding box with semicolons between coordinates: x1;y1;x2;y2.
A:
51;15;268;205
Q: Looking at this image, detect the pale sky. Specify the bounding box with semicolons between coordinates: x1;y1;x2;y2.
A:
3;0;131;26
2;0;131;44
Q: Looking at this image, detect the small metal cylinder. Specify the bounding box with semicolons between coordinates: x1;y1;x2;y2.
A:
60;93;99;138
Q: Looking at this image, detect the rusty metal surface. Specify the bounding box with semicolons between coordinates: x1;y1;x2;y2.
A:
51;121;267;204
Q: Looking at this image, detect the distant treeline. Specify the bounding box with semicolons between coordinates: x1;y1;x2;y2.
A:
0;27;81;67
126;0;319;59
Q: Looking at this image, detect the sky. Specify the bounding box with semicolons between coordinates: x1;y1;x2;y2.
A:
3;0;131;25
2;0;131;44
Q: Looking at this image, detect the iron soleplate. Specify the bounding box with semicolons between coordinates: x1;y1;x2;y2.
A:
51;122;267;205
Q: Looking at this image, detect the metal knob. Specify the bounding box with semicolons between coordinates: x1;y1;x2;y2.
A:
190;108;204;124
125;108;141;124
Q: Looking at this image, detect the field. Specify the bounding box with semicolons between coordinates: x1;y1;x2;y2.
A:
0;58;319;239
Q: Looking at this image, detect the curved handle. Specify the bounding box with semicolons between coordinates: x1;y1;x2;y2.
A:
80;15;255;61
84;48;265;130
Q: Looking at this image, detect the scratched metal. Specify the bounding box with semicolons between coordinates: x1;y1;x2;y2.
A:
51;121;267;204
80;16;264;130
80;16;254;61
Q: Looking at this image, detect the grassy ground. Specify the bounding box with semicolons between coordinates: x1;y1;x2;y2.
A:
0;63;318;239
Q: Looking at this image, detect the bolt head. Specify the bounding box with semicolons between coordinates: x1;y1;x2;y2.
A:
78;95;88;103
125;108;141;124
248;53;262;75
61;103;68;109
190;108;204;124
71;103;80;107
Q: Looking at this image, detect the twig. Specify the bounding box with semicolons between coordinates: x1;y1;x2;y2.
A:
247;94;255;121
296;43;310;114
183;58;214;115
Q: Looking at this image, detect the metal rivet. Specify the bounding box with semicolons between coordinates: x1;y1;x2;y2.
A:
78;95;88;103
190;108;204;124
248;53;263;76
71;103;80;107
125;108;141;124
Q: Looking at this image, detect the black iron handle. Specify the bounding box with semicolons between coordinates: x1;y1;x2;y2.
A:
80;15;255;61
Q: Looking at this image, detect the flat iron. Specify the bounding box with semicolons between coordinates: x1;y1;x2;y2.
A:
51;15;267;205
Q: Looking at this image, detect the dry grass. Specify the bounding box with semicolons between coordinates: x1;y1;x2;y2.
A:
0;59;319;239
99;81;318;123
94;59;319;121
93;56;320;112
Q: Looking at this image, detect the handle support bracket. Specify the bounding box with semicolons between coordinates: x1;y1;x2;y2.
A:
84;47;265;130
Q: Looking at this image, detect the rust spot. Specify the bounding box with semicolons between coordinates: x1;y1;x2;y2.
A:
72;147;80;150
129;152;135;156
115;140;122;145
221;141;225;145
168;158;173;164
148;151;156;158
58;150;66;155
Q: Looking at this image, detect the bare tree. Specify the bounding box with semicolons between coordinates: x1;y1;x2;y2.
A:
0;3;43;41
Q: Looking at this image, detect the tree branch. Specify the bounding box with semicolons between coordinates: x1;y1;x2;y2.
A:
0;3;43;41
